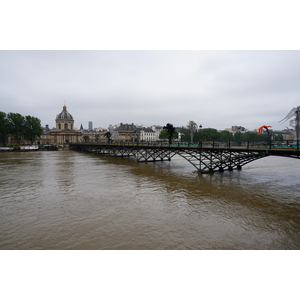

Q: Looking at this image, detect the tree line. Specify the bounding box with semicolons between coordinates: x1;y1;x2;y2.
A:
0;112;43;146
159;121;283;143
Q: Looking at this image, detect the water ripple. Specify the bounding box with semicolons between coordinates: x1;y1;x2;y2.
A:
0;151;300;249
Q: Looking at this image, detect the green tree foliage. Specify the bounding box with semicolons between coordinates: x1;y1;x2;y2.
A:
273;134;284;141
244;131;256;141
233;131;267;142
175;123;278;144
0;112;43;145
0;111;9;146
7;112;25;144
219;130;233;141
202;128;219;141
23;115;43;145
159;129;178;141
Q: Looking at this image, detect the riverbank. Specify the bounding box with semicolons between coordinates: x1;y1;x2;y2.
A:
0;145;58;152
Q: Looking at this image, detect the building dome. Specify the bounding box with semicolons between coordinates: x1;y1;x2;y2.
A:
56;105;73;120
55;105;74;131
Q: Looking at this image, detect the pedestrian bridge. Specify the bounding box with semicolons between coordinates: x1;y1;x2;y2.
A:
69;141;300;173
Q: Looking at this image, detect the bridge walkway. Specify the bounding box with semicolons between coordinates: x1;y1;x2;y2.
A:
69;141;300;173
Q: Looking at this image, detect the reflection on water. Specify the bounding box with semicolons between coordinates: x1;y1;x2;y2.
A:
0;151;299;249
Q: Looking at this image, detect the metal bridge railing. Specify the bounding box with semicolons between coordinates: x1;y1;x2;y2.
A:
72;140;300;151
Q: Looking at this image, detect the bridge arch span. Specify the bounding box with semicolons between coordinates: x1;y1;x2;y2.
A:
69;142;299;173
176;149;269;173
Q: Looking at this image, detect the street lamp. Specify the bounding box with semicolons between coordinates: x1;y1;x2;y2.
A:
199;124;202;147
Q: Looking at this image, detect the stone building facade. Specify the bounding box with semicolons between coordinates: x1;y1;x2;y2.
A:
139;127;156;141
37;105;81;145
115;123;137;141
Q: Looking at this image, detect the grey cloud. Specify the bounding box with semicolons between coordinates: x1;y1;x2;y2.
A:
1;50;300;131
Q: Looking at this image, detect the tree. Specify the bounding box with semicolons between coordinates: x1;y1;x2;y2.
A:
0;111;9;146
162;123;177;144
244;131;257;141
233;131;242;144
219;130;233;141
23;115;43;145
274;134;284;141
187;120;198;143
202;128;219;141
159;129;178;141
7;113;25;144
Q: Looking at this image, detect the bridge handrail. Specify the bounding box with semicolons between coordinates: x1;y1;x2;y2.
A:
71;139;300;151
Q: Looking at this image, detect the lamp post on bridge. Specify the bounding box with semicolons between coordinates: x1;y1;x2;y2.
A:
199;124;202;147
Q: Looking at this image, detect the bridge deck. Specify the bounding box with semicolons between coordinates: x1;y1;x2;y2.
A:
69;142;300;172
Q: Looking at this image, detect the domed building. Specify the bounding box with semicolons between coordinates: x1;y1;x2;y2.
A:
56;105;74;130
37;105;81;145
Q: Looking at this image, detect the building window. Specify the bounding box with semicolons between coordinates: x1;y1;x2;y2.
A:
64;123;68;129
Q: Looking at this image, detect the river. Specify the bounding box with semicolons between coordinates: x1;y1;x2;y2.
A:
1;150;300;249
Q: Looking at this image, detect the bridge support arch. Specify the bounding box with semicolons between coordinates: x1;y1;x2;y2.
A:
177;149;269;173
69;142;299;173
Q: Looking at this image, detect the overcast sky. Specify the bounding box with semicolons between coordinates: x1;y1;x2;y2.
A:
1;50;300;131
1;0;299;290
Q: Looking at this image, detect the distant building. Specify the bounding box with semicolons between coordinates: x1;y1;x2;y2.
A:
225;126;248;134
94;127;107;132
139;127;156;141
52;105;81;143
88;121;93;130
37;105;81;144
115;123;137;141
151;125;163;140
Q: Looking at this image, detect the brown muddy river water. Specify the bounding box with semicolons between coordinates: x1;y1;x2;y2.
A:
1;150;300;249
